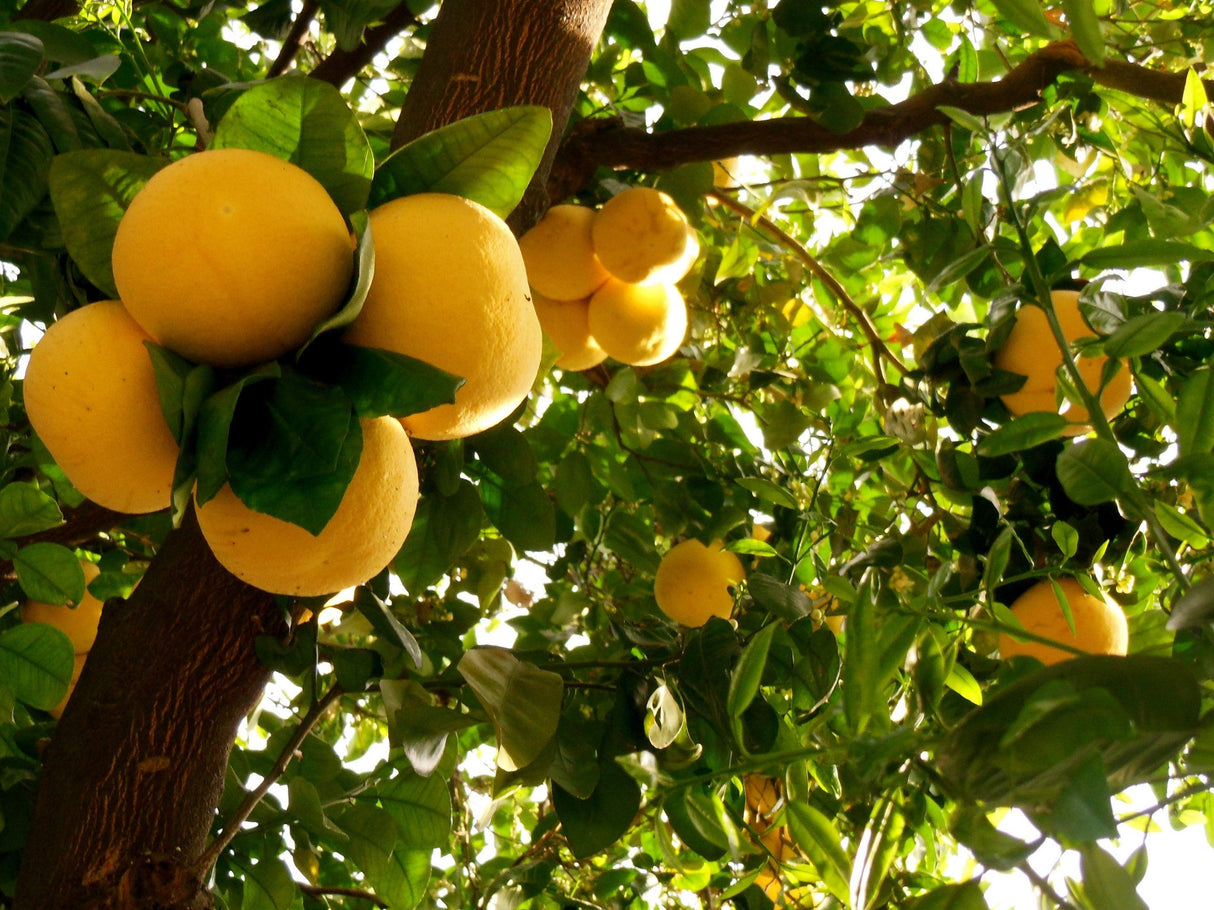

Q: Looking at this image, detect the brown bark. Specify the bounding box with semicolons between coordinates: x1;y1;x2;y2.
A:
310;1;422;88
14;510;280;909
548;40;1214;202
391;0;614;231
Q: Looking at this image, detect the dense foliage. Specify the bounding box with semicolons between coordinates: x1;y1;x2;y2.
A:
0;0;1213;908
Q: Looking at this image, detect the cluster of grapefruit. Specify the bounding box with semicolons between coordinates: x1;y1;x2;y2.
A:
23;147;540;597
519;186;697;371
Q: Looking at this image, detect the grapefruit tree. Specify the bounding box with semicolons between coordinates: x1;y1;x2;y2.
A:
0;1;1212;909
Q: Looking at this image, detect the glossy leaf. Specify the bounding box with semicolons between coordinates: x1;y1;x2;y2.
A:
1055;439;1134;506
0;483;63;538
0;108;53;244
0;623;73;711
0;31;42;103
14;542;85;606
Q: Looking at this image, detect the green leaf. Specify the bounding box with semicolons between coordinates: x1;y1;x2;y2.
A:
211;75;373;215
0;483;63;538
735;477;799;510
287;777;344;840
1079;844;1150;910
1080;240;1214;270
1061;0;1104;65
1154;500;1208;545
0;31;43;103
1179;68;1209;129
935;105;987;133
353;587;422;668
232;855;296;910
304;341;464;419
0;622;74;710
193;365;282;505
1052;520;1079;559
145;342;217;446
1177;368;1214;458
457;647;563;771
376;771;452;850
1166;576;1214;630
479;478;556;553
978;412;1067;456
552;757;641;859
393;481;484;592
906;881;988;910
785;800;852;903
225;371;362;535
1055;439;1134;506
1053;752;1117;841
296;210;374;356
370;106;553;219
380;679;478;776
47;149;167;296
336;804;398;890
988;0;1057;36
747;573;812;621
0;108;54;244
373;848;431;910
663;787;728;860
727;622;777;724
1102;311;1187;358
14;542;85;606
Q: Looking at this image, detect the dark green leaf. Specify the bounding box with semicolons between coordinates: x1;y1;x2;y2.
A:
145;342;217;446
1079;844;1150;910
907;881;988;910
329;647;383;691
552;757;641;859
664;788;728;860
1055;439;1134;506
1053;752;1117;841
0;108;54;244
14;542;85;606
69;77;129;149
1165;576;1214;630
1177;368;1214;458
747;573;813;621
211;75;373;215
353;587;422;668
47;149;166;296
370;106;552;219
949;807;1037;871
727;622;777;723
193;364;282;505
735;477;799;510
785;800;851;902
1102;311;1187;358
393;481;483;592
978;412;1067;456
480;479;555;553
225;371;361;534
1080;240;1214;270
0;483;63;538
0;31;43;103
471;426;538;487
989;0;1057;36
457;647;563;771
304;341;464;420
0;623;73;711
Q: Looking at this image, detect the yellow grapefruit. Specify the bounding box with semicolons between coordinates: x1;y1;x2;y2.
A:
519;205;611;301
112;148;355;368
23;301;179;514
587;278;687;367
49;653;88;720
653;538;745;627
20;560;103;653
532;291;608;372
196;417;419;596
997;577;1129;666
995;289;1132;433
343;193;541;441
591;187;699;285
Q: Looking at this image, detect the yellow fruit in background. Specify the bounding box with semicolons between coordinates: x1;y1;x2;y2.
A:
49;653;88;720
995;289;1132;434
532;291;608;372
20;561;103;653
587;278;687;367
744;774;782;819
344;193;541;441
654;538;745;627
591;187;699;285
112;148;355;368
519;205;611;301
997;577;1129;666
196;417;419;596
23;301;179;514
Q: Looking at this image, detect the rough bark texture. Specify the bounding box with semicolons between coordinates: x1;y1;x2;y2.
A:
11;0;613;906
15;510;280;909
391;0;614;232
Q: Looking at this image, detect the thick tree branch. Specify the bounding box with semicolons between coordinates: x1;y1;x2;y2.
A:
310;1;421;88
550;40;1212;201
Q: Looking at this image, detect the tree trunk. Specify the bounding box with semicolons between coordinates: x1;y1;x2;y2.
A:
13;0;612;906
392;0;613;231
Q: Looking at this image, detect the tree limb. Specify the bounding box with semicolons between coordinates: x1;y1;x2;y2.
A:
310;1;421;87
549;40;1212;201
267;0;320;78
300;884;389;908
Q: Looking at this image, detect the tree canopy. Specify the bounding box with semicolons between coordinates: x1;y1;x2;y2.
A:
0;0;1212;908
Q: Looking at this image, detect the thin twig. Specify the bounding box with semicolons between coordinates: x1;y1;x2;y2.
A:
300;884;388;908
268;0;320;77
310;1;422;87
1017;861;1082;910
709;190;910;381
191;684;345;873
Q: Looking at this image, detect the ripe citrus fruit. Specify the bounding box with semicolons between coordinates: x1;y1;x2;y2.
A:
20;560;103;653
591;187;699;285
23;301;179;514
997;577;1129;666
587;278;687;367
49;653;88;720
343;193;541;441
653;538;745;627
519;205;611;300
112;148;355;368
995;289;1132;434
532;291;608;372
196;416;419;596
